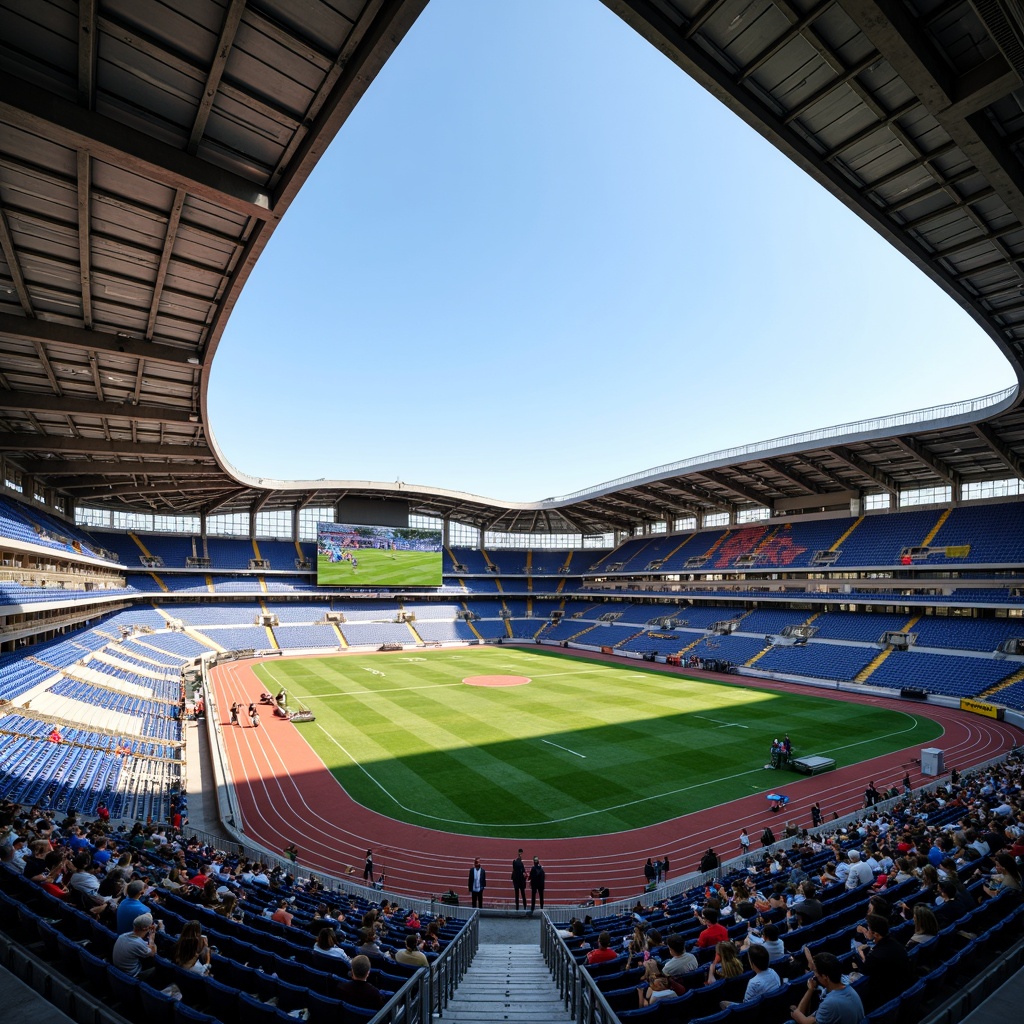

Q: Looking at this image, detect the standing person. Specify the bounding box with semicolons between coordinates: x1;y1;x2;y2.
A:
661;854;670;881
811;802;822;828
468;857;486;909
511;849;527;911
644;858;656;887
230;702;239;726
363;849;373;882
761;825;776;848
902;771;912;795
739;828;750;855
528;856;545;912
284;843;298;865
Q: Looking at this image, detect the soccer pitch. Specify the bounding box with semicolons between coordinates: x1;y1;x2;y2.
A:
316;548;441;587
253;648;942;839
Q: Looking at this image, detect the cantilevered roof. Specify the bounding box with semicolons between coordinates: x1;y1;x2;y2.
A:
3;0;1024;535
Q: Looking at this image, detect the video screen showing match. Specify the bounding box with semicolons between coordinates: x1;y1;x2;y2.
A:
316;522;443;588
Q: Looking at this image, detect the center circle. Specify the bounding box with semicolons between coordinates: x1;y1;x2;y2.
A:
462;674;532;687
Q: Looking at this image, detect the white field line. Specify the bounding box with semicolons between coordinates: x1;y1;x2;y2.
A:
542;739;586;758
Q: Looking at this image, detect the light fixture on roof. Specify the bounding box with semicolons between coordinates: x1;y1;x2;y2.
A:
186;356;200;365
188;413;199;423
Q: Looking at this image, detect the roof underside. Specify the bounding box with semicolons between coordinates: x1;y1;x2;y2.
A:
4;0;1024;534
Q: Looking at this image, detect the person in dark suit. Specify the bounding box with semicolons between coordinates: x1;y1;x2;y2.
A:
468;858;486;908
511;849;527;910
529;856;546;912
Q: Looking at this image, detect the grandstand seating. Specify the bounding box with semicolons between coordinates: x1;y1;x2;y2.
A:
339;622;416;646
754;641;877;682
868;650;1017;698
272;625;339;649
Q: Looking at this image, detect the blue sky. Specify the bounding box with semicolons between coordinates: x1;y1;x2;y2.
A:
208;0;1014;503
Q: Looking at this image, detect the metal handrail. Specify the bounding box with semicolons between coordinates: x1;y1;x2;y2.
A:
540;913;620;1024
548;385;1018;504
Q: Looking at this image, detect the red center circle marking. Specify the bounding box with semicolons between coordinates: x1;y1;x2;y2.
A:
462;674;532;687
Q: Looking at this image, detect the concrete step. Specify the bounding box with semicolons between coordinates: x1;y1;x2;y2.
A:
443;943;572;1023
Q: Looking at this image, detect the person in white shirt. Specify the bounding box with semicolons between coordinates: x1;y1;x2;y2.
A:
845;850;875;890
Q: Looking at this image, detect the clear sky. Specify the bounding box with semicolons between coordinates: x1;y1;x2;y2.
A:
208;0;1015;504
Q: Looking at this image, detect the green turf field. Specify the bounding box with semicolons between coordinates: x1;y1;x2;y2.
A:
316;549;441;587
253;647;943;839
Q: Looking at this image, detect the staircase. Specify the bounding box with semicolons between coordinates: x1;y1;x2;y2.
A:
442;944;573;1024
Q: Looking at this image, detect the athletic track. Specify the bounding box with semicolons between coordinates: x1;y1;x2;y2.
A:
209;647;1022;904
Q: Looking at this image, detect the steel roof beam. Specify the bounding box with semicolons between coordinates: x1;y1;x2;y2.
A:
77;0;98;109
0;202;34;316
891;435;960;488
19;463;225;480
0;391;195;424
840;0;1024;225
203;488;250;514
628;485;701;519
188;0;247;154
0;313;200;367
68;481;228;499
825;445;899;494
795;455;854;491
0;72;274;223
699;470;774;508
972;422;1024;480
0;433;213;458
761;459;826;494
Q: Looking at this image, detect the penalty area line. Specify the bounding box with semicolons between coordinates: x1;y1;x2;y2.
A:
541;739;586;758
694;715;749;728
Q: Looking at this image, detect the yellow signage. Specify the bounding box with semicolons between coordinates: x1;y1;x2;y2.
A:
960;697;999;719
945;545;971;558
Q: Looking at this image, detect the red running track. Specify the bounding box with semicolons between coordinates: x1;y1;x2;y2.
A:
210;650;1022;903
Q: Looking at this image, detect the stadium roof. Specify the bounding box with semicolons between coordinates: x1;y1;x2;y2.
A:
4;0;1024;535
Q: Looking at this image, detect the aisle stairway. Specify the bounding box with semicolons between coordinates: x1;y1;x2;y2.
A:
443;943;573;1023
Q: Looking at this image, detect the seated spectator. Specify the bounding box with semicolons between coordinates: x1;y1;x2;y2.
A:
22;839;51;883
906;904;939;948
789;882;823;927
981;852;1022;897
707;941;744;984
694;906;729;948
116;879;149;934
113;913;160;980
662;933;698;977
742;920;784;960
845;850;874;890
935;879;976;926
850;913;910;1006
395;933;429;968
171;920;211;975
791;951;864;1024
215;893;243;921
337;955;384;1012
585;931;618;965
721;943;782;1008
314;926;350;961
271;898;294;926
636;961;674;1007
355;925;389;959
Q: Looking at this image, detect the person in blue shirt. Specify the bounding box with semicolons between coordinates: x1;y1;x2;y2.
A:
116;879;149;934
791;952;864;1024
720;944;782;1008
